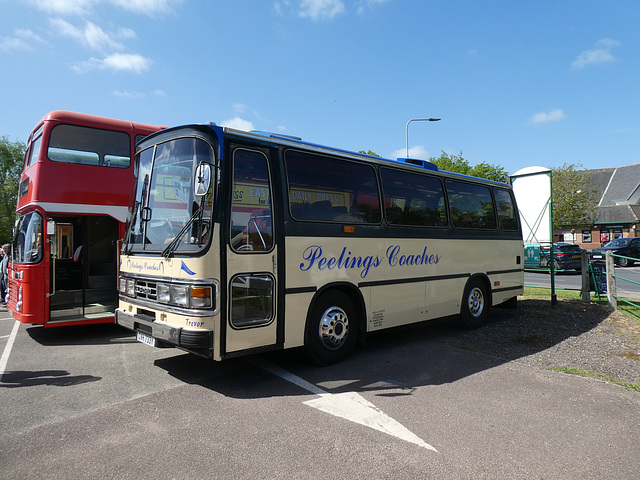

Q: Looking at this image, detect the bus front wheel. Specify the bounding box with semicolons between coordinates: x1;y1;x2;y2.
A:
460;278;489;329
305;291;358;365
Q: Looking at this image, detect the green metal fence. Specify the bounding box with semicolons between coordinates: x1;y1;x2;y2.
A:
607;252;640;313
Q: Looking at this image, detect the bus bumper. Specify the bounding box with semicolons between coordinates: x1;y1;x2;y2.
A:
116;309;213;357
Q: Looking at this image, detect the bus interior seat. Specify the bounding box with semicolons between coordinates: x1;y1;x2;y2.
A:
385;206;403;224
290;202;310;220
309;201;332;221
331;206;348;220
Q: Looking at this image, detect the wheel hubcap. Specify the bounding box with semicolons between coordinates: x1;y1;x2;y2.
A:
468;287;485;318
319;306;349;350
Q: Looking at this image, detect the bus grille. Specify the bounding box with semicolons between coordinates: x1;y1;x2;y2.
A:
134;280;157;301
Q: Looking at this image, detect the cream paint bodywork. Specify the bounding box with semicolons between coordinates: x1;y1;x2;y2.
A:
120;225;523;360
119;228;224;359
284;236;523;342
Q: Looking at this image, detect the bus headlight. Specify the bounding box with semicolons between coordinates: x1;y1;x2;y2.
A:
170;285;189;307
163;283;212;308
121;276;214;310
157;283;171;304
119;277;136;297
126;278;136;297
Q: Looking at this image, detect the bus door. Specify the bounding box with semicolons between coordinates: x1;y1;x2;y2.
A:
224;148;280;355
48;215;118;324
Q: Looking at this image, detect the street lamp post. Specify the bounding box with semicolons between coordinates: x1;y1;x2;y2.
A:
405;117;440;159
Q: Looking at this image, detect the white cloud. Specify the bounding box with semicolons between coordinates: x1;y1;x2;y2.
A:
233;103;249;113
28;0;95;16
572;38;620;70
101;53;152;72
109;0;182;16
113;88;164;98
391;145;429;160
222;117;255;132
0;29;46;53
84;22;125;50
113;90;146;99
29;0;181;16
51;18;134;52
298;0;345;20
73;53;152;73
531;109;565;124
356;0;389;15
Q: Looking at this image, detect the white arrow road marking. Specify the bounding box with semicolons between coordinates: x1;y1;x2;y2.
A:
249;357;437;452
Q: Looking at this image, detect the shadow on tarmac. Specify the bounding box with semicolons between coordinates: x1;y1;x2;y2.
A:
0;370;101;388
25;323;136;346
150;298;613;399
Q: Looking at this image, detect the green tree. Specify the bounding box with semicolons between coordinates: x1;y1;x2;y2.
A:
0;136;26;244
429;151;508;182
358;149;380;157
551;162;598;228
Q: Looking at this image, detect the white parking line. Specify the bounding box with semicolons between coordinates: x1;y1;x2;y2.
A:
250;357;437;452
0;320;20;379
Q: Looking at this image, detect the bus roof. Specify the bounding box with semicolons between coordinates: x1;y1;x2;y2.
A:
139;123;511;188
35;110;165;135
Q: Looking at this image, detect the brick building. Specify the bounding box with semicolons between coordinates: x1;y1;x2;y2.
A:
554;163;640;249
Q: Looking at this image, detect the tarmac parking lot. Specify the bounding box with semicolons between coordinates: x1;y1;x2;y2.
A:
1;302;639;479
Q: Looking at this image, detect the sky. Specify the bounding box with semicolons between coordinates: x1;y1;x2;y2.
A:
1;0;639;175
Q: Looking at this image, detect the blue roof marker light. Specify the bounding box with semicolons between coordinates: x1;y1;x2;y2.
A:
396;158;439;171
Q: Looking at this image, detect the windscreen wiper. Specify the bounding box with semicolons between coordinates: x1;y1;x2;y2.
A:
162;206;203;259
122;201;140;254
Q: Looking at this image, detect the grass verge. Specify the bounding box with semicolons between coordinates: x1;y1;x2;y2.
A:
523;287;640;326
547;366;640;392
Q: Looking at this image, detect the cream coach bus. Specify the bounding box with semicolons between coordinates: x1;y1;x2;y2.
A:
116;124;524;364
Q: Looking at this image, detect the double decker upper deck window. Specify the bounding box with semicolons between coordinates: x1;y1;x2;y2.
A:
48;124;131;168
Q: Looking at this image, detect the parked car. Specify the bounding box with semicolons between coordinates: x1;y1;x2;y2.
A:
540;242;584;271
592;237;640;267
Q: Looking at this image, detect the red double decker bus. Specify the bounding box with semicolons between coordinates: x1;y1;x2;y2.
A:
8;111;163;327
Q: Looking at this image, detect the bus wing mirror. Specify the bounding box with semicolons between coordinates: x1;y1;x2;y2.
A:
194;163;212;197
47;219;56;235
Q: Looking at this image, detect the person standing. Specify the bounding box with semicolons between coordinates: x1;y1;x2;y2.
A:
1;244;9;303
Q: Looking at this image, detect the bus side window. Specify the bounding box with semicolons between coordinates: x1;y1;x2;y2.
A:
380;168;447;227
494;189;519;231
446;180;497;230
230;150;273;253
285;150;381;224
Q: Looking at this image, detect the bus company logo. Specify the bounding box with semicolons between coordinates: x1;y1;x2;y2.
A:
181;261;196;276
130;261;162;273
299;245;440;279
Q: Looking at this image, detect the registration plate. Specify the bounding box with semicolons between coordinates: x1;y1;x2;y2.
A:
572;254;581;259
136;331;156;347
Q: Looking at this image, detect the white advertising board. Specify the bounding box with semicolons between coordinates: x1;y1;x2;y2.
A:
510;166;552;244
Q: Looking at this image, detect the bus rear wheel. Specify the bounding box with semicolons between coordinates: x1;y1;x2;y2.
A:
460;278;489;329
305;291;358;365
